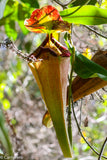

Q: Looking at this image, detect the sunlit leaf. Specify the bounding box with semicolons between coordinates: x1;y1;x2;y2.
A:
60;5;107;25
103;94;107;99
18;21;29;35
74;51;107;80
64;37;107;80
103;100;107;106
3;99;11;110
5;20;17;40
101;0;107;9
98;39;104;47
97;105;106;114
0;83;6;91
24;5;70;33
0;92;4;99
82;48;92;59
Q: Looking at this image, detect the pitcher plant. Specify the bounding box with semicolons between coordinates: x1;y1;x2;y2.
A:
24;5;72;157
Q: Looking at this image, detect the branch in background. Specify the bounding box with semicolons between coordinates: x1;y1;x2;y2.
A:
102;88;107;92
0;38;40;62
71;94;107;159
53;0;76;8
84;25;107;39
79;99;82;126
98;137;107;160
96;91;104;102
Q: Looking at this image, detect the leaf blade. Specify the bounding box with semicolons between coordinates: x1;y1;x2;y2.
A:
74;51;107;80
64;36;107;80
60;5;107;25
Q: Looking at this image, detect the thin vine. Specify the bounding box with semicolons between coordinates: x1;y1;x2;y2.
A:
98;137;107;160
70;89;107;159
84;25;107;39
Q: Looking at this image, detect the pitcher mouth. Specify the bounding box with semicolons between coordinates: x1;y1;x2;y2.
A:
28;34;71;63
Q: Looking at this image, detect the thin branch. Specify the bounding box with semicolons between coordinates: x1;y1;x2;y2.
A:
0;38;41;62
67;76;72;145
60;0;91;16
53;0;76;8
67;36;75;146
0;39;29;61
84;25;107;39
79;99;82;126
102;88;107;92
96;91;104;102
98;137;107;160
71;93;107;159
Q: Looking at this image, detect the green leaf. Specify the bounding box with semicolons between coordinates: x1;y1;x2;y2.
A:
18;3;27;20
0;0;8;19
74;51;107;80
20;0;39;8
0;109;13;158
60;5;107;25
0;12;13;26
64;36;107;80
18;20;29;35
5;20;17;40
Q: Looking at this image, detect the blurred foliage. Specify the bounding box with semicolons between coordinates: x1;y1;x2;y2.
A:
0;109;13;159
0;0;107;159
0;0;39;40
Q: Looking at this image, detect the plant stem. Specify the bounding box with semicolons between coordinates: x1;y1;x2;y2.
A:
68;44;75;146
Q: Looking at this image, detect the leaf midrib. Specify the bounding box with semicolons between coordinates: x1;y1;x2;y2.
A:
61;15;107;20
